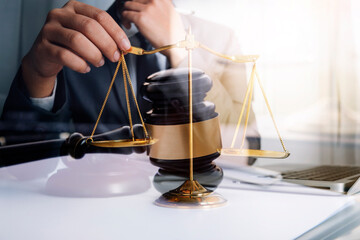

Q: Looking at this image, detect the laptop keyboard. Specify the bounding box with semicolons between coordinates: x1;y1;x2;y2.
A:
282;165;360;181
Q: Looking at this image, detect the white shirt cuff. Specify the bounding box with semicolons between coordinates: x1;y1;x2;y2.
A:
29;79;57;111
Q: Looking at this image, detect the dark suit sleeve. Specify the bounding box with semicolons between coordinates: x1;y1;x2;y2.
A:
1;66;72;144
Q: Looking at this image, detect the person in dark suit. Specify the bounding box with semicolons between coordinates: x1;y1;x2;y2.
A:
2;1;259;165
2;0;188;137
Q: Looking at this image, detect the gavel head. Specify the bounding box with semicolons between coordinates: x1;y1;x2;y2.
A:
142;68;223;191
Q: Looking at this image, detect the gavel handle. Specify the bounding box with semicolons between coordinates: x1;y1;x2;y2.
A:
0;138;66;168
0;126;142;168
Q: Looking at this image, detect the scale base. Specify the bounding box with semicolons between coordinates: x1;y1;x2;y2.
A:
155;180;226;208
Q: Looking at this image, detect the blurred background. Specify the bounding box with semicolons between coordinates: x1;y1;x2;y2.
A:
0;0;359;165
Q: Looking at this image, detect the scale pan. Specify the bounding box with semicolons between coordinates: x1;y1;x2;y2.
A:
221;148;290;159
89;138;158;148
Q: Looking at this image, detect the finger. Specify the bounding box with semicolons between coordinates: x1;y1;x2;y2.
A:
122;10;142;25
123;1;146;12
53;11;119;63
43;40;90;73
132;0;151;4
45;23;104;67
38;33;89;73
47;8;119;62
69;1;131;51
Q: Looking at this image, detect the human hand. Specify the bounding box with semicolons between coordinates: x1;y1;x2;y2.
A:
22;0;131;98
121;0;187;67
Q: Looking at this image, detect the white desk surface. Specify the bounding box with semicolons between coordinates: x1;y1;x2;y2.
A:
0;154;356;240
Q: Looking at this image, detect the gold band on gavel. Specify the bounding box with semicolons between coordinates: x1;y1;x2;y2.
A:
146;116;222;160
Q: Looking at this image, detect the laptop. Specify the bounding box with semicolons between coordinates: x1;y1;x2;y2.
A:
263;164;360;195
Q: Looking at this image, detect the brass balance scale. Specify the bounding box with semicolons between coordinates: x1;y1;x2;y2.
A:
87;28;290;208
